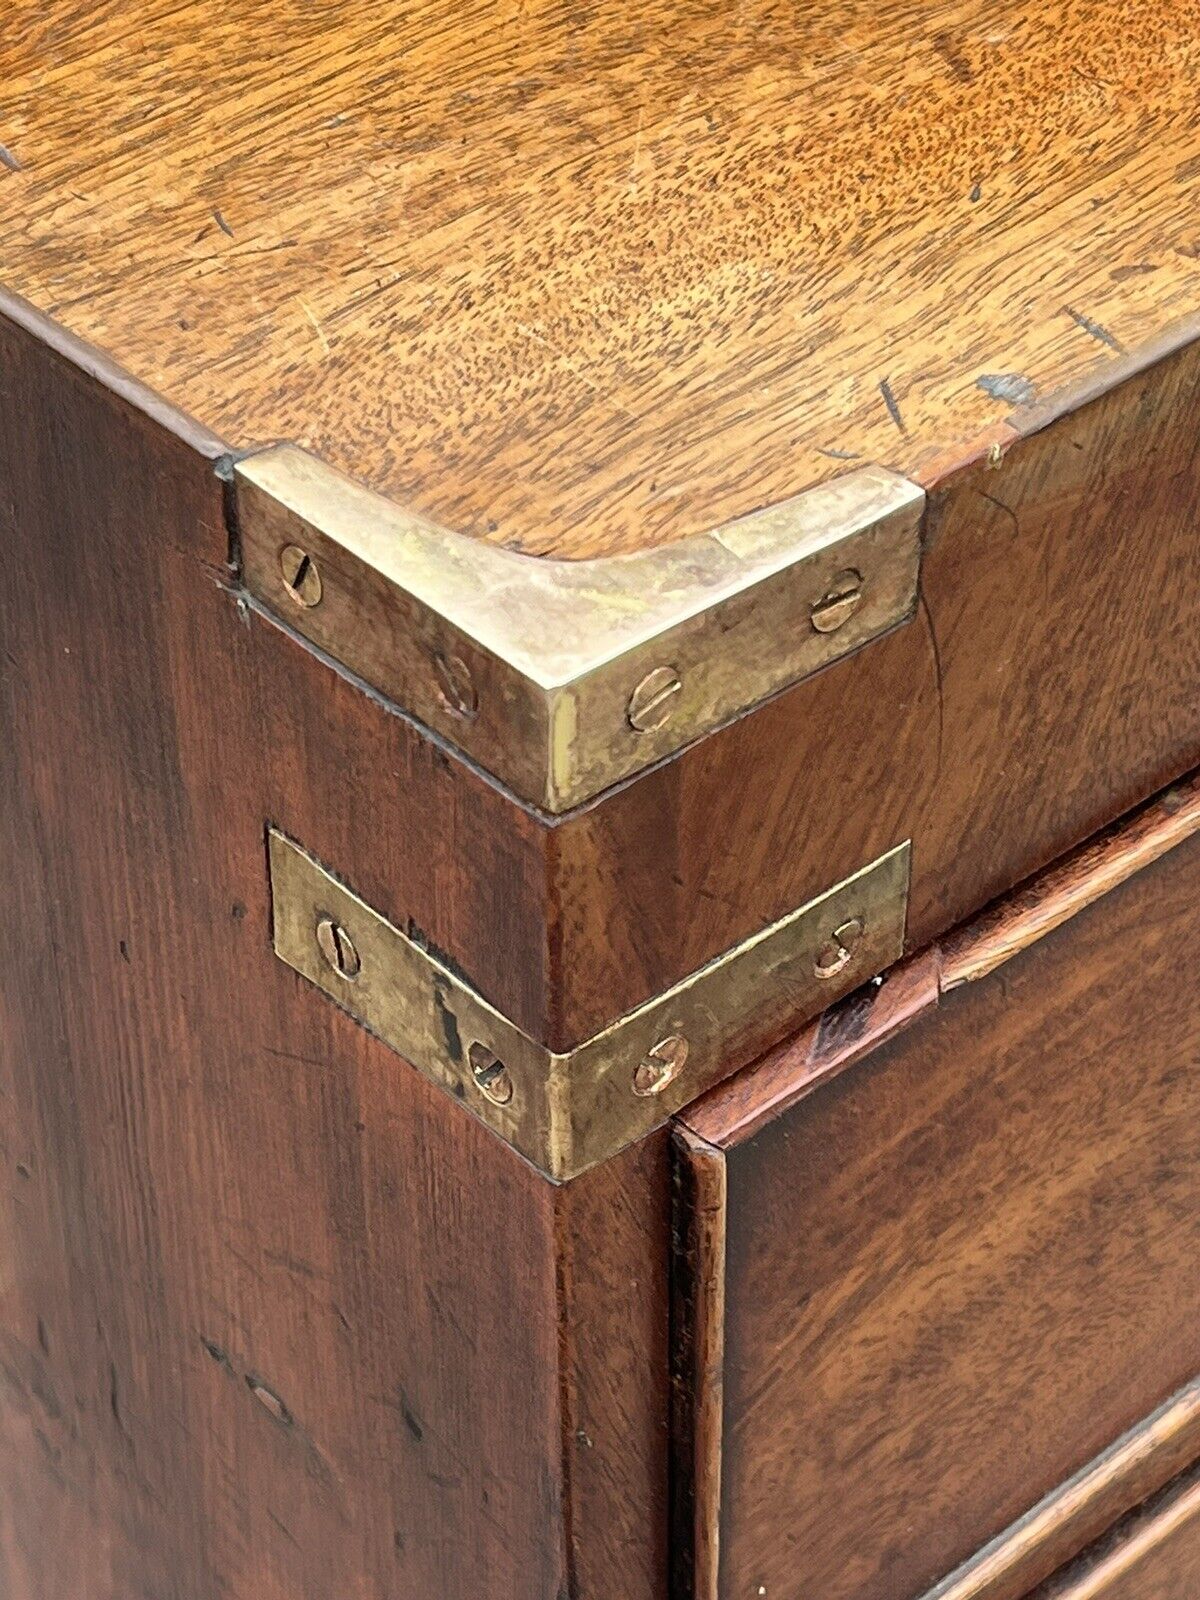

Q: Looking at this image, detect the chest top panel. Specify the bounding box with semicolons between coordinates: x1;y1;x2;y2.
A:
4;0;1198;556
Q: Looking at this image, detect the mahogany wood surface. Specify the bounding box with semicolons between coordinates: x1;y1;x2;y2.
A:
550;329;1200;1041
1029;1462;1200;1600
6;289;1198;1061
674;788;1200;1600
925;1377;1200;1600
0;301;669;1597
3;0;1200;557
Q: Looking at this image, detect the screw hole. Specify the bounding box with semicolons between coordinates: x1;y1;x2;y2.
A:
468;1042;514;1105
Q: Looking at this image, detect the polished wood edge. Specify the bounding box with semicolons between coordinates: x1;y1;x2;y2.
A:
1030;1455;1200;1599
4;277;1197;569
550;1133;672;1598
915;313;1200;494
680;769;1200;1152
0;282;231;461
924;1375;1200;1600
940;772;1200;992
676;949;940;1149
1008;310;1200;444
911;423;1020;491
670;1125;727;1600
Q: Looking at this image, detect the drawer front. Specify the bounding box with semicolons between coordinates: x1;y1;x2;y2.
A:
674;803;1200;1600
1032;1463;1200;1599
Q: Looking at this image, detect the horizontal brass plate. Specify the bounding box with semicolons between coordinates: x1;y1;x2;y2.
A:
239;448;924;812
269;829;911;1179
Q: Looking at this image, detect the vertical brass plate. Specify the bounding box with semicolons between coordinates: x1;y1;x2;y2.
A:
269;830;911;1179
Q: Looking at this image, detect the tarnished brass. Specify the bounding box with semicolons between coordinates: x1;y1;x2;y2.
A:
278;543;322;608
810;568;864;633
238;448;924;812
269;829;911;1179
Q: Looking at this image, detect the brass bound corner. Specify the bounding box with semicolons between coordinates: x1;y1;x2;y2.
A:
237;446;925;812
268;828;912;1178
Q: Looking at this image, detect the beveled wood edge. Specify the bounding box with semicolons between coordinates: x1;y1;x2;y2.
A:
668;1152;1200;1600
679;770;1200;1153
670;1124;727;1600
923;1376;1200;1600
915;311;1200;492
1030;1455;1200;1599
939;773;1200;991
671;770;1200;1600
1;275;1196;561
1007;309;1200;447
677;948;940;1149
0;283;231;462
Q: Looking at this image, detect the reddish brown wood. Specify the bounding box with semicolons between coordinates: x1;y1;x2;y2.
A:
555;1133;672;1600
549;328;1200;1043
5;308;1199;1074
0;304;668;1598
1029;1461;1200;1600
5;10;1200;1077
926;1377;1200;1600
671;1125;727;1600
675;808;1200;1600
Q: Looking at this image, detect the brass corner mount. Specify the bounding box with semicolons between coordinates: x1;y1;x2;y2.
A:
269;830;911;1180
236;446;925;812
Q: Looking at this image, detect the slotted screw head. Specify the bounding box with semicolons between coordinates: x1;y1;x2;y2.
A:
316;916;361;980
279;544;323;608
810;568;864;634
628;666;683;733
433;651;479;720
469;1042;514;1105
633;1034;689;1096
814;916;865;980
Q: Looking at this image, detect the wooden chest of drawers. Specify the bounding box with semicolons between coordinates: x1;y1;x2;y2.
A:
3;3;1200;1596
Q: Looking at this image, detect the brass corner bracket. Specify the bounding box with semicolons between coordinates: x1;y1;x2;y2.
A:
268;829;911;1179
237;446;924;811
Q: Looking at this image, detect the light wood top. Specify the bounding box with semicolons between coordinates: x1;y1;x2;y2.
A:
4;0;1198;556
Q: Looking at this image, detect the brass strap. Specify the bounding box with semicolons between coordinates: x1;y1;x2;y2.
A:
269;830;911;1178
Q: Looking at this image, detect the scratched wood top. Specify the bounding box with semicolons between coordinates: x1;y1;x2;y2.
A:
4;0;1199;557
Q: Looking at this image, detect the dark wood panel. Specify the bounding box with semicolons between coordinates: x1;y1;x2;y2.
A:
926;1377;1200;1600
0;306;668;1596
675;806;1200;1600
1030;1462;1200;1600
551;326;1200;1043
556;1132;672;1600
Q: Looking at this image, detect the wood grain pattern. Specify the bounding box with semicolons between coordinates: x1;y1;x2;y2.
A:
1030;1463;1200;1600
548;329;1200;1041
3;0;1200;557
671;1125;727;1600
925;1378;1200;1600
555;1133;672;1600
939;773;1200;991
0;297;669;1597
686;768;1200;1150
674;819;1200;1600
